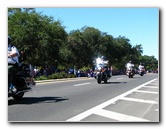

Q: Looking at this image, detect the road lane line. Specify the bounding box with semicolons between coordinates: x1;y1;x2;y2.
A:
121;97;158;104
67;78;157;122
73;82;91;87
94;109;149;122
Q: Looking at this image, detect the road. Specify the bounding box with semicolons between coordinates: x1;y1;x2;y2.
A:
8;73;159;122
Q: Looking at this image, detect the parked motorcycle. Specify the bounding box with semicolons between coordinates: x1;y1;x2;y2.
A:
126;66;135;78
8;52;35;100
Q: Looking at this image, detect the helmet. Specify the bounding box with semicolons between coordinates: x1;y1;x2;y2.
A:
129;60;132;63
140;62;142;65
101;56;105;60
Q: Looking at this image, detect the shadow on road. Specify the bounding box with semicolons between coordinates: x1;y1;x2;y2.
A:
8;96;69;106
101;82;127;84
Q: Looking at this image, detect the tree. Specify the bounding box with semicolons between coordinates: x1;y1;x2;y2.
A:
8;8;158;72
139;55;158;70
8;8;67;67
67;26;103;69
109;36;132;69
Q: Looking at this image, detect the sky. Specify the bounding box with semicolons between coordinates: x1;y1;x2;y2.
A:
36;7;159;60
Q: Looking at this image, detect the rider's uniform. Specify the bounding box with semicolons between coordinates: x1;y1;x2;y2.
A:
126;63;134;70
138;65;144;70
8;45;19;64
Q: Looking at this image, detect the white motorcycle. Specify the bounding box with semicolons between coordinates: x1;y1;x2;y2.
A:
126;66;135;78
138;67;145;76
93;58;112;84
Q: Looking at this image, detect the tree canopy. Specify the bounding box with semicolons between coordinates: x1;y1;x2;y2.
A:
8;8;158;71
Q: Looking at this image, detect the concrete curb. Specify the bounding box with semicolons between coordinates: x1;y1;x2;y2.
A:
35;77;91;83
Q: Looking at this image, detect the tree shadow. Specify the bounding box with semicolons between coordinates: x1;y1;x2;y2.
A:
8;96;69;106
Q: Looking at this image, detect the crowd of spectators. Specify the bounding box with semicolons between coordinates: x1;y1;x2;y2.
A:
112;69;125;75
31;65;91;78
31;65;135;79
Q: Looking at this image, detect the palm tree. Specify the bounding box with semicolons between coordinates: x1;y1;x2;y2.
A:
134;44;143;56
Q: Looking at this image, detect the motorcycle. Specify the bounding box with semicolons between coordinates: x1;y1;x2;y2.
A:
94;63;112;84
126;66;135;78
138;68;145;76
8;52;35;100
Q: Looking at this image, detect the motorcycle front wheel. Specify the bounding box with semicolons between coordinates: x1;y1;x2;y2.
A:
128;74;131;78
97;74;101;84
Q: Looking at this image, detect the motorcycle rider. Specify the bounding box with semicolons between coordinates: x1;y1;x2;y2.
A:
138;62;144;70
138;62;145;74
126;60;135;73
96;56;110;77
8;36;20;91
96;56;108;65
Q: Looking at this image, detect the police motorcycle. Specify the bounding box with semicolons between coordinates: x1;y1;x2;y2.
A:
93;56;112;84
126;62;135;78
138;63;145;76
8;52;36;100
126;66;135;78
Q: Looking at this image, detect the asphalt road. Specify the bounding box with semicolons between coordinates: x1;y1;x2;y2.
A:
8;73;159;122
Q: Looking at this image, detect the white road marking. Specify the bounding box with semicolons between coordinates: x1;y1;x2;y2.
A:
151;82;158;84
121;97;158;104
154;109;159;112
73;82;91;87
67;78;157;122
94;109;149;122
135;90;158;94
142;86;158;89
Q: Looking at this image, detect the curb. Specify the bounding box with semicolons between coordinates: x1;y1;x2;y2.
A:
35;77;91;83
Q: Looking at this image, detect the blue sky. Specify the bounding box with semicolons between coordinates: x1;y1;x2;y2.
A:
36;8;159;60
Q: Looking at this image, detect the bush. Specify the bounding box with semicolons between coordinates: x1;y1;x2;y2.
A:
59;72;68;78
68;74;77;78
35;75;48;80
34;72;77;81
48;73;59;79
80;66;90;72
